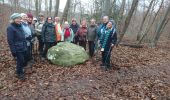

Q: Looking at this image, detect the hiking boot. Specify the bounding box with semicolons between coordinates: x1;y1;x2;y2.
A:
17;74;26;81
101;65;108;71
41;57;46;61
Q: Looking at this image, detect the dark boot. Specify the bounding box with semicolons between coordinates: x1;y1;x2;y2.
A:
17;74;26;81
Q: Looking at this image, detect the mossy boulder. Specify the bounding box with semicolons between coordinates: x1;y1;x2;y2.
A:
47;42;89;67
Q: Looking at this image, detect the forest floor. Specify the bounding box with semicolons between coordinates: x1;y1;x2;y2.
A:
0;34;170;100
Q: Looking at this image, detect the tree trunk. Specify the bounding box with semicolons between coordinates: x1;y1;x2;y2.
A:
39;0;42;14
137;0;155;41
54;0;60;17
138;0;164;44
45;0;49;16
102;0;111;16
49;0;52;16
152;4;170;46
117;0;139;44
117;0;126;34
61;0;71;24
35;0;39;16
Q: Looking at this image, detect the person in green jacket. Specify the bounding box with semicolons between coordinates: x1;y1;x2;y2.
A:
41;17;56;59
62;21;74;42
87;18;98;57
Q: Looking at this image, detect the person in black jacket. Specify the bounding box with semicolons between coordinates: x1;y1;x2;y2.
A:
70;18;79;44
7;13;27;80
41;17;56;60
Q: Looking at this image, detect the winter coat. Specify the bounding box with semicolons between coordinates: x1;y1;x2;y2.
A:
76;26;88;41
62;28;74;42
55;23;63;41
100;26;117;49
35;21;44;36
41;22;56;43
97;23;107;39
7;23;27;54
70;23;79;34
87;25;97;41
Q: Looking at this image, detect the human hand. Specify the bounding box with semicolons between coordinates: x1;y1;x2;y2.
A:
101;48;104;52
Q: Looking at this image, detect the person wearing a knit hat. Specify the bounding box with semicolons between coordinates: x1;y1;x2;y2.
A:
10;13;21;20
7;13;27;80
99;19;117;71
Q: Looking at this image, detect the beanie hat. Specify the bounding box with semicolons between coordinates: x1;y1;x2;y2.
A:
10;13;21;20
27;13;33;19
20;13;27;17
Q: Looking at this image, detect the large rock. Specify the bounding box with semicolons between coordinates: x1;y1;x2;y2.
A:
47;42;89;67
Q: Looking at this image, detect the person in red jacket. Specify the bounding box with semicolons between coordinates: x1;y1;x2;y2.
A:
76;20;88;50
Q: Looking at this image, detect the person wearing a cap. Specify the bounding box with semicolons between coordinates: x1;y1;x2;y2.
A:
41;17;56;60
70;18;80;44
76;20;88;50
35;13;45;58
99;20;117;71
7;13;27;80
62;21;74;42
20;13;34;67
54;17;63;42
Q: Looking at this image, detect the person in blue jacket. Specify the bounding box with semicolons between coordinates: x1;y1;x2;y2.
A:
20;13;34;67
99;20;117;71
7;13;27;80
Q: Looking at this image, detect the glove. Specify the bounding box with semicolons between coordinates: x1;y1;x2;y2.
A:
111;44;115;47
101;48;104;52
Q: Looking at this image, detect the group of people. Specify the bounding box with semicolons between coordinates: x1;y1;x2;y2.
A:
7;12;117;80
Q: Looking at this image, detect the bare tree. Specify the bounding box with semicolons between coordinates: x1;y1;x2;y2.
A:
152;4;170;46
45;0;49;16
138;0;164;44
35;0;39;16
39;0;42;14
49;0;52;16
117;0;126;34
137;0;155;41
118;0;139;43
54;0;60;17
102;0;111;16
61;0;71;24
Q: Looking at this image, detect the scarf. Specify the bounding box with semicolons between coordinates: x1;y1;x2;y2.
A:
64;28;71;39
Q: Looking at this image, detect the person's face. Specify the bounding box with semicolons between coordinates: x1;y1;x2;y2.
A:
55;18;60;23
103;16;109;24
14;17;22;24
28;18;33;23
47;18;53;23
81;21;86;27
72;21;76;25
107;22;113;29
64;24;69;28
39;15;44;21
22;15;28;22
90;19;96;25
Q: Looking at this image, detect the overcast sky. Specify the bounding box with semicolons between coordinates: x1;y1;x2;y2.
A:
59;0;91;11
59;0;67;11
